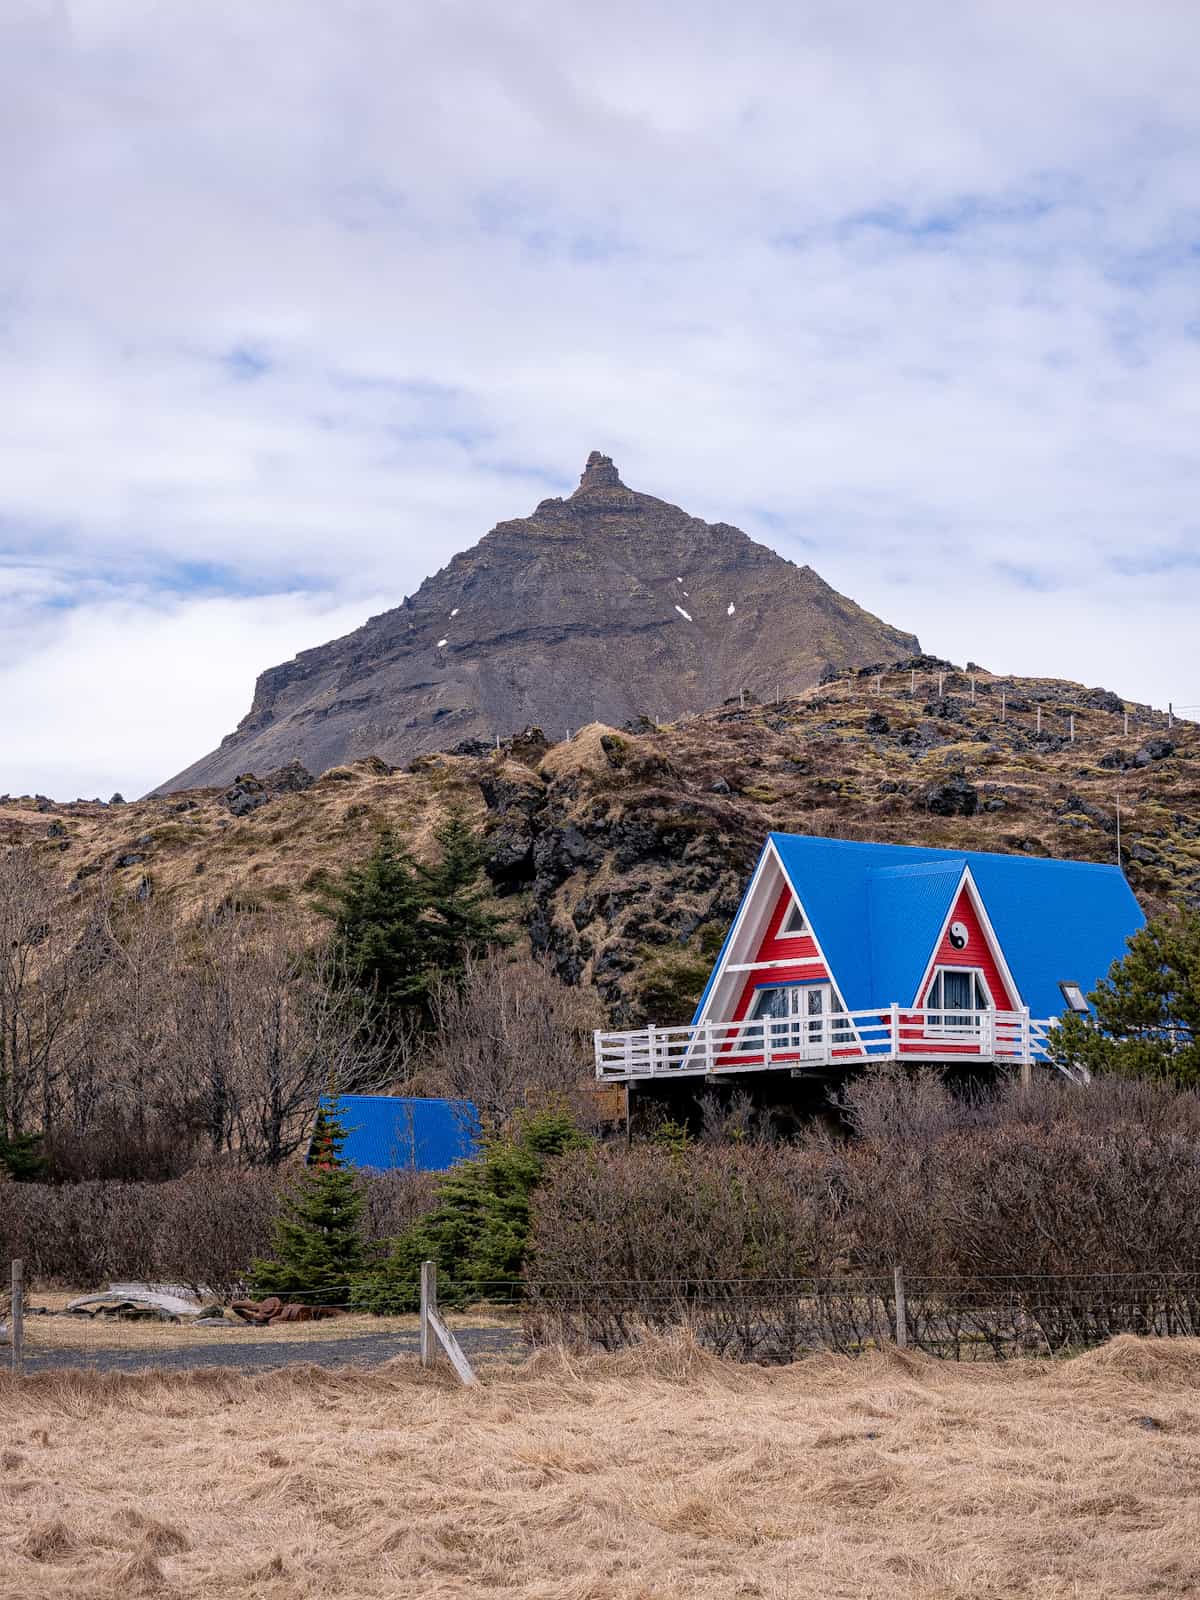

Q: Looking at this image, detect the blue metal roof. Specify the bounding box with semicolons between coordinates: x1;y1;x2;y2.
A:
319;1094;480;1173
696;834;1145;1022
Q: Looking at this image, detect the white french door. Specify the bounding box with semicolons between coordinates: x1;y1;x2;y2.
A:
802;984;834;1058
746;983;838;1057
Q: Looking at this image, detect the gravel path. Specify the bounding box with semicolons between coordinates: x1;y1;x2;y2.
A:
21;1325;526;1376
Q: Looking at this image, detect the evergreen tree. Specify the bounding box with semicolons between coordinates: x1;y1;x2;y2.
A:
419;809;512;973
1052;913;1200;1086
352;1106;588;1313
317;815;508;1022
248;1103;365;1303
316;828;434;1012
0;1130;44;1180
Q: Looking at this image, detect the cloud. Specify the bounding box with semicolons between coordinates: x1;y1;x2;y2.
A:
1;0;1199;796
0;589;386;801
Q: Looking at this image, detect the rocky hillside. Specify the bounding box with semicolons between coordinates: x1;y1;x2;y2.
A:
8;658;1197;1029
158;452;918;791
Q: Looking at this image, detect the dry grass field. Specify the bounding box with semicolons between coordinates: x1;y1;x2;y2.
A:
3;1335;1200;1599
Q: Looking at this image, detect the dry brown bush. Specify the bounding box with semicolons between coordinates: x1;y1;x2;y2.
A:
528;1070;1200;1356
0;851;391;1179
3;1337;1200;1598
0;1167;437;1295
416;951;603;1128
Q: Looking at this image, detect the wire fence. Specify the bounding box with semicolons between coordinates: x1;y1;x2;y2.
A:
9;1264;1200;1373
522;1270;1200;1364
842;666;1192;744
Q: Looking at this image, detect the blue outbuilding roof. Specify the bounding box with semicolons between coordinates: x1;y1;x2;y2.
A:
694;834;1146;1023
318;1094;480;1173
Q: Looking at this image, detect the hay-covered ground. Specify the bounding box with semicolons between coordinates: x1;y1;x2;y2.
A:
2;1335;1199;1599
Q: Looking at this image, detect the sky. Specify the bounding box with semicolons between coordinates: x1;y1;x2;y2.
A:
3;0;1199;799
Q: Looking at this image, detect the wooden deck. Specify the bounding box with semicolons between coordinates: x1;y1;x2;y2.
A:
594;1007;1058;1082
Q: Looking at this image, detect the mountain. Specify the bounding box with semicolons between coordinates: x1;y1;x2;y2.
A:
13;660;1194;1026
158;452;918;792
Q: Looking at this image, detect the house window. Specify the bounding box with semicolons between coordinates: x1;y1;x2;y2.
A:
927;968;991;1030
750;986;790;1022
780;901;807;936
1059;981;1089;1014
744;983;853;1048
744;985;794;1049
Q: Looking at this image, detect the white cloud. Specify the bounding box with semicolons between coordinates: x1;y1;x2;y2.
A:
0;591;385;800
1;0;1199;796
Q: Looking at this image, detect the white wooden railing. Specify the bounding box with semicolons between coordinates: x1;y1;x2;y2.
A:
594;1007;1058;1081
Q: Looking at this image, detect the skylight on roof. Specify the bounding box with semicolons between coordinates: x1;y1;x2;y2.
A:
1060;981;1089;1014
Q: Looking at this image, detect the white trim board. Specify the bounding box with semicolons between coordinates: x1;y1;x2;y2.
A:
725;957;825;973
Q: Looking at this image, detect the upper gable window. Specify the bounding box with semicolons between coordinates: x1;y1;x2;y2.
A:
780;901;808;937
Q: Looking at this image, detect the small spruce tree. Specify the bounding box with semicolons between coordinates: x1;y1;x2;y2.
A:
317;814;509;1025
1052;913;1200;1086
316;828;433;1013
249;1103;365;1303
0;1131;45;1181
352;1106;588;1313
419;809;511;973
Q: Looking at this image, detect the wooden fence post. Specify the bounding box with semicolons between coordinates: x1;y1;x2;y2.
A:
11;1260;24;1378
419;1258;477;1386
893;1265;908;1350
420;1259;436;1369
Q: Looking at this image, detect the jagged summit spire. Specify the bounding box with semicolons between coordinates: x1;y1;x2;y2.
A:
572;450;626;496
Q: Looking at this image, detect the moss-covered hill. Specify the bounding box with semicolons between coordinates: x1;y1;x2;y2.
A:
5;657;1196;1026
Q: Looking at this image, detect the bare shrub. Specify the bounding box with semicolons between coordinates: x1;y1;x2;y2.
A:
526;1068;1200;1358
2;1167;437;1294
357;1169;439;1249
0;1179;160;1286
150;1168;291;1294
417;953;602;1128
697;1089;776;1144
834;1061;983;1147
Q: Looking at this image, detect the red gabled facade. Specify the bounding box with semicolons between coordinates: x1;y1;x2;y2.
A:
917;881;1016;1011
726;885;830;1024
715;871;1021;1065
894;878;1020;1056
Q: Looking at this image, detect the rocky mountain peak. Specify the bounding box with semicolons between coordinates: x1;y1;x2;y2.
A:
571;450;628;500
157;453;920;793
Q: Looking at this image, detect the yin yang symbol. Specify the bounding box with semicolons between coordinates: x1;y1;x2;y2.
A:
949;921;969;951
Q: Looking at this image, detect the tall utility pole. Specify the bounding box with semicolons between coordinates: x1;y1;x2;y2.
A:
1116;790;1122;868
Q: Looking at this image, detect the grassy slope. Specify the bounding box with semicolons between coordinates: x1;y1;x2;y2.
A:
4;662;1197;1024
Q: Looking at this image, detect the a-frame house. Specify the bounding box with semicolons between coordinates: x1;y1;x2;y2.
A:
595;834;1146;1083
